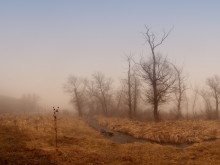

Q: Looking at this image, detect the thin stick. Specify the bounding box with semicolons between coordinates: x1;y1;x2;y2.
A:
53;107;59;151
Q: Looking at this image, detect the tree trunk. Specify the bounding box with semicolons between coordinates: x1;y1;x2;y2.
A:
100;88;108;115
103;97;108;115
128;59;132;119
177;96;182;119
133;77;138;117
177;75;182;119
116;86;124;112
152;48;159;122
216;98;219;118
154;102;159;122
74;89;82;117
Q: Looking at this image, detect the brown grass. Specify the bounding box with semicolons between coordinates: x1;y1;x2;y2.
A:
0;114;220;164
97;116;220;144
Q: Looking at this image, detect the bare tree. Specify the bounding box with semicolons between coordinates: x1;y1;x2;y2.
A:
206;75;220;118
185;93;189;120
90;72;112;115
172;64;187;119
191;87;199;119
85;80;99;114
137;26;175;122
199;89;213;119
64;75;86;117
126;55;133;118
122;55;141;118
132;72;141;116
115;81;125;112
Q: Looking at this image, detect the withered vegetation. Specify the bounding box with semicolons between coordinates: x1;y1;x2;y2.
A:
0;114;220;164
97;116;220;144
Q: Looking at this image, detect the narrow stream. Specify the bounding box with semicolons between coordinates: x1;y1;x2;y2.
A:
85;117;193;148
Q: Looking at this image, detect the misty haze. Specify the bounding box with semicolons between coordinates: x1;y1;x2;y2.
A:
0;1;220;165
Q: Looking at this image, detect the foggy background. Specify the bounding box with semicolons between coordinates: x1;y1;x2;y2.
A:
1;0;220;110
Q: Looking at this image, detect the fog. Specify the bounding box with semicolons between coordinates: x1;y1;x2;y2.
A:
1;1;220;114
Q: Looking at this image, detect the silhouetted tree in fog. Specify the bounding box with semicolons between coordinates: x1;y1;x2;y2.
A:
199;89;213;119
88;72;112;115
115;81;125;112
64;75;86;116
191;87;199;119
206;75;220;118
124;55;141;118
172;64;187;119
137;26;176;122
132;72;141;116
126;55;133;118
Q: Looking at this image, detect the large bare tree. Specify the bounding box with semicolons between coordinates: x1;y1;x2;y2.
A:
64;75;86;117
206;75;220;118
137;26;176;121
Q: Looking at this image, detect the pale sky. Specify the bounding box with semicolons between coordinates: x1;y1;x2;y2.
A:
1;0;220;110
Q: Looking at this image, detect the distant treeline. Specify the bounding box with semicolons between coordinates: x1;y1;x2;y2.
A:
0;94;39;114
64;27;220;121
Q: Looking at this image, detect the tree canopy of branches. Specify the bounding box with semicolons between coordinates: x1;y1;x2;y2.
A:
137;26;176;122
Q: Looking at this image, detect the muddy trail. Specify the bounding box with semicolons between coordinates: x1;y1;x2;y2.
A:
85;117;193;149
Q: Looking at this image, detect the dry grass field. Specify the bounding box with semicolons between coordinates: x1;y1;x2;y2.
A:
0;114;220;165
97;116;220;144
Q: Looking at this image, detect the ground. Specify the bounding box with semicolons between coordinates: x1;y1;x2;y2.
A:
0;114;220;165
